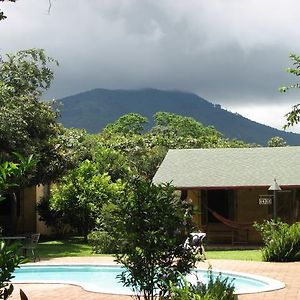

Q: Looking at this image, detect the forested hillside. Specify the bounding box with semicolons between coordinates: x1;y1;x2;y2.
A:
59;88;300;145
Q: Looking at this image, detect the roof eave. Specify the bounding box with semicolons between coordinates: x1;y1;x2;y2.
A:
173;184;300;190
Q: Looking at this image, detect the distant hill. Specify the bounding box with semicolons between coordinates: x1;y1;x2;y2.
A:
58;88;300;145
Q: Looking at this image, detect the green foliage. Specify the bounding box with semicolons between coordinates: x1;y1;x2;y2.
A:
105;179;200;300
165;270;237;300
0;48;58;97
103;113;148;135
37;195;69;237
49;160;125;241
87;230;116;254
90;146;133;182
96;112;249;180
166;274;211;300
0;241;22;300
0;154;36;201
152;112;221;140
279;53;300;128
0;49;85;185
254;219;300;262
194;270;237;300
267;136;287;147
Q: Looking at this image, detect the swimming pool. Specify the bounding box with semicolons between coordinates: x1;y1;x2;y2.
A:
11;265;285;295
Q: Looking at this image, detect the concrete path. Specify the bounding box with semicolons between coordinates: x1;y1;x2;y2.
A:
10;257;300;300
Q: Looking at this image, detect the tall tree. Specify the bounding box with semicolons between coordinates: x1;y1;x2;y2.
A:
279;53;300;128
0;49;85;185
96;112;249;180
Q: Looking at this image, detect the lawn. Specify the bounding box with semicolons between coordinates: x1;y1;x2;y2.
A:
206;249;262;261
38;237;101;258
36;237;262;261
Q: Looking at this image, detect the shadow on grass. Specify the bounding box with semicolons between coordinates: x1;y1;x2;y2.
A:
37;236;96;259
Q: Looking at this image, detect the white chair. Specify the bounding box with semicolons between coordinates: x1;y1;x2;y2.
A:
184;232;206;259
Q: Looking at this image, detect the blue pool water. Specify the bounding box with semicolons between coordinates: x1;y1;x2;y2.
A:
12;265;285;295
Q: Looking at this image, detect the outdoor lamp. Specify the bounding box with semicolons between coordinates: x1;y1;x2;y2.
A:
268;178;281;219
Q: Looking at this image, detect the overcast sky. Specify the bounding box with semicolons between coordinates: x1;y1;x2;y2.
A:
1;0;300;132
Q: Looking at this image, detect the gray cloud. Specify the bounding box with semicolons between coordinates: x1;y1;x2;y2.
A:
1;0;300;109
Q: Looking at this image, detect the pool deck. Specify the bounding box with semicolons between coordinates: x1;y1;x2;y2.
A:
10;257;300;300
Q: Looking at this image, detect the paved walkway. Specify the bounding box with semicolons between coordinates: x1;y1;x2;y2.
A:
10;257;300;300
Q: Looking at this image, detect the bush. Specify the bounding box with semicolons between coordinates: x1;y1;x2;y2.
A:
87;231;116;254
49;160;125;242
37;195;70;237
0;241;23;300
105;179;200;300
166;270;237;300
194;269;237;300
254;219;300;262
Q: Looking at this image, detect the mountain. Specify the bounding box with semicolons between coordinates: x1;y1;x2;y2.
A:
58;88;300;145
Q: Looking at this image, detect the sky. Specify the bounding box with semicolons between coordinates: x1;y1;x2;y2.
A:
1;0;300;132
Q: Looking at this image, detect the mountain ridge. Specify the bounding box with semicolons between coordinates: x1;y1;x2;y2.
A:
58;88;300;145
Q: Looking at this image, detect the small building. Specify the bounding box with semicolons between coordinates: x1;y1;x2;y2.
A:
153;147;300;244
0;185;50;235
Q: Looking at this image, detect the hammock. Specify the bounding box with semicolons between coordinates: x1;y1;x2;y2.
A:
207;207;254;230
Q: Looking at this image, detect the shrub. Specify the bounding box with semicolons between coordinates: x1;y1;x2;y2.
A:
167;274;210;300
0;241;23;300
37;195;70;237
254;219;300;262
105;179;200;300
194;269;237;300
49;160;125;241
166;270;237;300
87;230;116;254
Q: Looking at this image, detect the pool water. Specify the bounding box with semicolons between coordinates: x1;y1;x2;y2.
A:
12;265;285;295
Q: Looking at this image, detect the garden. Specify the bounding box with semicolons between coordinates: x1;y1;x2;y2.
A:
1;49;300;300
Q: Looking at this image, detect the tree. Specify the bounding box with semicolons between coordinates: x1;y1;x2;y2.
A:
103;113;148;135
97;112;249;180
48;160;125;241
0;49;85;185
152;112;221;140
0;48;58;97
267;136;287;147
90;146;133;182
279;53;300;128
105;179;199;300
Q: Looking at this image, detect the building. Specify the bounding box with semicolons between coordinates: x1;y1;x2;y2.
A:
153;147;300;244
0;185;50;235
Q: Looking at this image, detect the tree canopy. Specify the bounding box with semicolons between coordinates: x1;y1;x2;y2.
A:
47;160;125;241
0;49;87;185
95;112;250;179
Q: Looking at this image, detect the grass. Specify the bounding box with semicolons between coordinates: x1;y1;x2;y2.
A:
206;249;262;261
37;237;104;258
36;237;262;261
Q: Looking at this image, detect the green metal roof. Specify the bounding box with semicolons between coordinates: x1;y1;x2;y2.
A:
152;147;300;188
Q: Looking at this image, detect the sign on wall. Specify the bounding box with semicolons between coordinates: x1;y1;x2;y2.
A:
258;195;272;205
